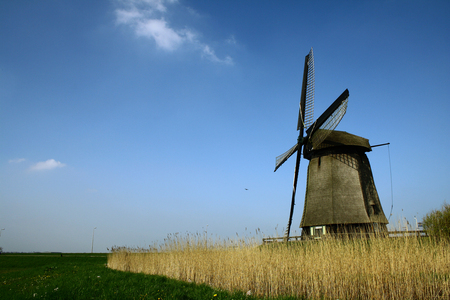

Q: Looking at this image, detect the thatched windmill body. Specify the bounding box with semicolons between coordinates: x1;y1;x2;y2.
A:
275;48;388;239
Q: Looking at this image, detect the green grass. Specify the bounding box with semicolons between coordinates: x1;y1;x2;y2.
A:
0;253;300;300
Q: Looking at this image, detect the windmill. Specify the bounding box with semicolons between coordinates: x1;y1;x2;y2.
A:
275;48;388;239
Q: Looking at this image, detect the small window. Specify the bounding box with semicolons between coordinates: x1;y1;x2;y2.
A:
314;226;323;238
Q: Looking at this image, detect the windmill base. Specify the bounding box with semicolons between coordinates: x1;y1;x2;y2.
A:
301;223;388;239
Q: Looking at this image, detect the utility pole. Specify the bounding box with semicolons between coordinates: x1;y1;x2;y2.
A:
91;227;97;253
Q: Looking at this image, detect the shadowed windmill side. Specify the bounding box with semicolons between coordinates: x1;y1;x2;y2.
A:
274;48;388;240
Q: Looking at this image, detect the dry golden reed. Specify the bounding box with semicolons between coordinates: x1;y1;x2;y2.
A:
108;233;450;299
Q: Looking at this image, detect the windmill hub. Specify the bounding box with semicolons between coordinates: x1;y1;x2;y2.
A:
298;136;306;144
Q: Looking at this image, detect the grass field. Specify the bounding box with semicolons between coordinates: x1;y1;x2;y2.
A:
108;234;450;299
0;253;295;300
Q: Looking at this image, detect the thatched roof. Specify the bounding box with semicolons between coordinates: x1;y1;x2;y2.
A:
312;130;371;152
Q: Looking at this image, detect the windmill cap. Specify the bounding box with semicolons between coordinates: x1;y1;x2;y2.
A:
313;130;371;152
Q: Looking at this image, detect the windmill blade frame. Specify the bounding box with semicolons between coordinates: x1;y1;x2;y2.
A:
284;48;315;239
305;89;349;137
309;98;348;149
274;144;298;172
302;89;349;159
275;48;315;173
297;48;315;131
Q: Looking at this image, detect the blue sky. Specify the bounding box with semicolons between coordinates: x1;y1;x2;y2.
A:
1;0;449;252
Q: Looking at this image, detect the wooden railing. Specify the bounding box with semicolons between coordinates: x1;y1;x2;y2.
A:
387;230;427;237
262;236;302;244
262;230;427;244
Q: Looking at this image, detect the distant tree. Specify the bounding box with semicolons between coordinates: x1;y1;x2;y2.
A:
423;203;450;239
0;247;2;253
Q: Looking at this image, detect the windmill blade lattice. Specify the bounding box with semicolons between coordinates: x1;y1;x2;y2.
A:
275;48;315;173
298;48;315;131
309;97;348;149
274;144;298;172
304;49;315;128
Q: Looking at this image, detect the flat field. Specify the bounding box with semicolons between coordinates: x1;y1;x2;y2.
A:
0;253;265;300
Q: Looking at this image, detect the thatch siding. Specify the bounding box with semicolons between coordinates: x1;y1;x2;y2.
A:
300;131;388;232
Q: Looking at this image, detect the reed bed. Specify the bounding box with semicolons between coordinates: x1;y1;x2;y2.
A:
108;233;450;299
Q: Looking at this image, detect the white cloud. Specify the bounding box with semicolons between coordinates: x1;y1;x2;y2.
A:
8;158;25;163
201;45;233;65
136;18;184;51
115;0;234;64
29;159;66;171
116;8;143;24
142;0;177;12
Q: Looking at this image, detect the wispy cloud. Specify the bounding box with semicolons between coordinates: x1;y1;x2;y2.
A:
115;0;234;64
8;158;25;163
201;45;233;65
29;159;66;171
226;35;237;45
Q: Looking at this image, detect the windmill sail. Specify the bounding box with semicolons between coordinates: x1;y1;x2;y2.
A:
298;48;315;131
284;48;315;239
309;97;348;149
275;48;315;172
306;89;349;150
274;144;298;172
